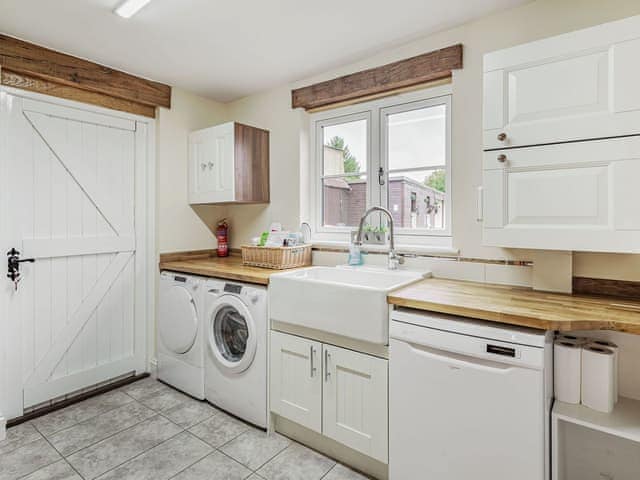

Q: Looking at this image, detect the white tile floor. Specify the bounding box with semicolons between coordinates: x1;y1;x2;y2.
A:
0;378;371;480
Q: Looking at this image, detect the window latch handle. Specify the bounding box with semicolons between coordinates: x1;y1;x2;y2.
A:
378;167;385;186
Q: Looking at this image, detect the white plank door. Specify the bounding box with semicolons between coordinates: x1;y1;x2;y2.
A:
322;344;388;463
269;331;322;433
0;91;149;419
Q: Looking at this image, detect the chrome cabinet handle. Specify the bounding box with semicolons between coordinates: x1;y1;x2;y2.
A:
497;132;507;142
497;154;507;163
309;346;316;377
324;349;331;381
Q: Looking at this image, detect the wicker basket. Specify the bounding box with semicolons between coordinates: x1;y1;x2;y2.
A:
241;244;312;269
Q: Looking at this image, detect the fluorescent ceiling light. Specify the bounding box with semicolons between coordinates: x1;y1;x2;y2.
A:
114;0;152;19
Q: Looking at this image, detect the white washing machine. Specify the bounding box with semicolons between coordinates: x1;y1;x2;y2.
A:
204;278;268;428
157;271;205;399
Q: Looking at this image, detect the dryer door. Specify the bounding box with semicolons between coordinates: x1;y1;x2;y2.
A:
208;295;257;373
159;284;199;354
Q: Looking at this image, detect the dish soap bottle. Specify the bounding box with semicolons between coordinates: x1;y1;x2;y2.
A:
348;242;363;266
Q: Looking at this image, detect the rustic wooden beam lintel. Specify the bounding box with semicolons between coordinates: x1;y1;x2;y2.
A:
1;69;157;118
291;44;463;110
0;34;171;116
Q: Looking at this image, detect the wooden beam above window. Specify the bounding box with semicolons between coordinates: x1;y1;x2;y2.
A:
0;34;171;117
291;44;462;111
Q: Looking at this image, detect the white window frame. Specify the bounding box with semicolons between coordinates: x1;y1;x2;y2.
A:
308;84;452;247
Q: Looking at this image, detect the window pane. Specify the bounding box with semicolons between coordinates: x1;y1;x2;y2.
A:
388;169;446;230
387;104;446;171
322;174;367;228
323;119;367;175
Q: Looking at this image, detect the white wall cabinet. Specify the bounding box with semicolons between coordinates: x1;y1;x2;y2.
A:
188;122;269;204
482;15;640;252
270;331;388;463
483;137;640;252
483;15;640;150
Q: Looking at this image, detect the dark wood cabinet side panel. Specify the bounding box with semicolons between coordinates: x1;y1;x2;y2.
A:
234;123;270;203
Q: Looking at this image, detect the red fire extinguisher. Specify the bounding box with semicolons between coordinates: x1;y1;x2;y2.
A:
216;219;229;257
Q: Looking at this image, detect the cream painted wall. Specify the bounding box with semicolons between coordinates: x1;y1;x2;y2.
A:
220;0;640;283
156;88;229;254
224;87;308;245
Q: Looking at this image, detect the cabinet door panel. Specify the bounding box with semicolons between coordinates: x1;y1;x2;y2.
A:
270;331;322;433
322;345;388;463
188;123;235;203
483;137;640;252
214;124;235;198
612;38;640;113
483;16;640;149
506;166;608;226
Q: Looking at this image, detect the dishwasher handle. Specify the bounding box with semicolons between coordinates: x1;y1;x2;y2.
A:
390;320;545;371
407;341;513;373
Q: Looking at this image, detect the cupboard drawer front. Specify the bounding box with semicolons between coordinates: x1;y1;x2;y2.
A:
483;16;640;149
483;138;640;252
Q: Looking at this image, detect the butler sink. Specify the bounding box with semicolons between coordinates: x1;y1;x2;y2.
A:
269;266;426;344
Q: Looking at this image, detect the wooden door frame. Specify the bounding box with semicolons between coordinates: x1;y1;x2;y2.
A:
0;83;156;428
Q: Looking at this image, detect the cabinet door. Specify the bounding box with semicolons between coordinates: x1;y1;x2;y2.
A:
188;123;235;203
483;136;640;252
322;345;388;463
270;331;322;433
483;16;640;149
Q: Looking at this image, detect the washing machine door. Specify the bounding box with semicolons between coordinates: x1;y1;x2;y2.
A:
159;284;198;354
208;295;256;374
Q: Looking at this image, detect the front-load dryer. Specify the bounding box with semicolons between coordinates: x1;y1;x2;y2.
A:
204;278;268;428
158;271;205;399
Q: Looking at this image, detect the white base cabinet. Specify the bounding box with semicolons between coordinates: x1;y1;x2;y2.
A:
270;331;322;433
270;331;388;463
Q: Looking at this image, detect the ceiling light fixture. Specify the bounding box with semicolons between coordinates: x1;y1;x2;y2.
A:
114;0;153;19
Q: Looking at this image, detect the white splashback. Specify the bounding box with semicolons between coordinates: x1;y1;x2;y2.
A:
312;249;532;287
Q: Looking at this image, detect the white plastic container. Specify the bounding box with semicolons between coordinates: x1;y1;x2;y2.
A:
587;340;619;404
554;340;582;404
581;346;616;413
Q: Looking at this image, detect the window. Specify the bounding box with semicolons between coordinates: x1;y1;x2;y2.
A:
320;116;369;228
310;87;452;245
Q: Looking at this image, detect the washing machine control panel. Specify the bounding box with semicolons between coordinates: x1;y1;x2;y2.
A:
223;283;242;294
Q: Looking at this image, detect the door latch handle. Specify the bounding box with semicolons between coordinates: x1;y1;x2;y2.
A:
7;248;35;289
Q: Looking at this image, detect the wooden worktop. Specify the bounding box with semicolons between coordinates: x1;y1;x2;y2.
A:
159;252;289;285
388;278;640;334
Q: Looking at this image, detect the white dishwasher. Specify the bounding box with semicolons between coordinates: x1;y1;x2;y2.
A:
389;308;553;480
